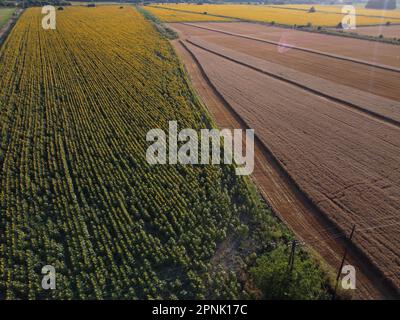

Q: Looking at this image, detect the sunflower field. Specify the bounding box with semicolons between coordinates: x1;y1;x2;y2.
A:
0;4;332;300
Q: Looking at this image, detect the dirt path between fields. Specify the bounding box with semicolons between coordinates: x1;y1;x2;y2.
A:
171;39;399;300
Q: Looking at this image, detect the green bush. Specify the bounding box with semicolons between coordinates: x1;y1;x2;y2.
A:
250;245;330;300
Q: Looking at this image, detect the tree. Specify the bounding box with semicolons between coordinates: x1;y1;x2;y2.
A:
250;246;329;300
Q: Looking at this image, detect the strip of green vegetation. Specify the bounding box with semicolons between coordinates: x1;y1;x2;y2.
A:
0;8;15;28
315;26;400;45
250;246;332;299
137;5;178;40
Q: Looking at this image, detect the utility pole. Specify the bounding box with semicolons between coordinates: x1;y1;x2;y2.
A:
333;224;356;300
287;240;297;277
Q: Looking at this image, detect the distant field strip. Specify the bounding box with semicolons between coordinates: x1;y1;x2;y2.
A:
143;5;232;22
155;4;397;26
182;22;400;73
277;4;400;20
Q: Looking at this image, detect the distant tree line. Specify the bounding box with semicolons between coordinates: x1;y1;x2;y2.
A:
365;0;396;9
0;1;19;6
0;1;72;7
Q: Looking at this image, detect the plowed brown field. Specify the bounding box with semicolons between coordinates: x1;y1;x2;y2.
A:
175;22;400;68
169;22;400;298
170;23;400;101
185;37;400;125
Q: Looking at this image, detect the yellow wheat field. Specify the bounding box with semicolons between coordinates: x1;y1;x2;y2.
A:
144;5;232;22
155;4;397;26
279;4;400;20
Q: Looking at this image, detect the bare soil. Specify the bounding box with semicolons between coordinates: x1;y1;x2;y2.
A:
185;37;400;126
169;22;400;101
177;22;400;68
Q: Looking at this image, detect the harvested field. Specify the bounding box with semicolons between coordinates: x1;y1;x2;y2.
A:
341;24;400;38
170;22;400;297
0;8;16;40
170;23;400;102
184;37;400;126
173;22;400;69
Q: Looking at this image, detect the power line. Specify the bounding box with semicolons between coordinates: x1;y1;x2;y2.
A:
297;212;400;242
297;217;400;247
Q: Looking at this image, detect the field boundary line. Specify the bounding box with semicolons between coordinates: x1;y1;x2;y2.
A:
178;39;399;299
182;22;400;73
185;37;400;129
